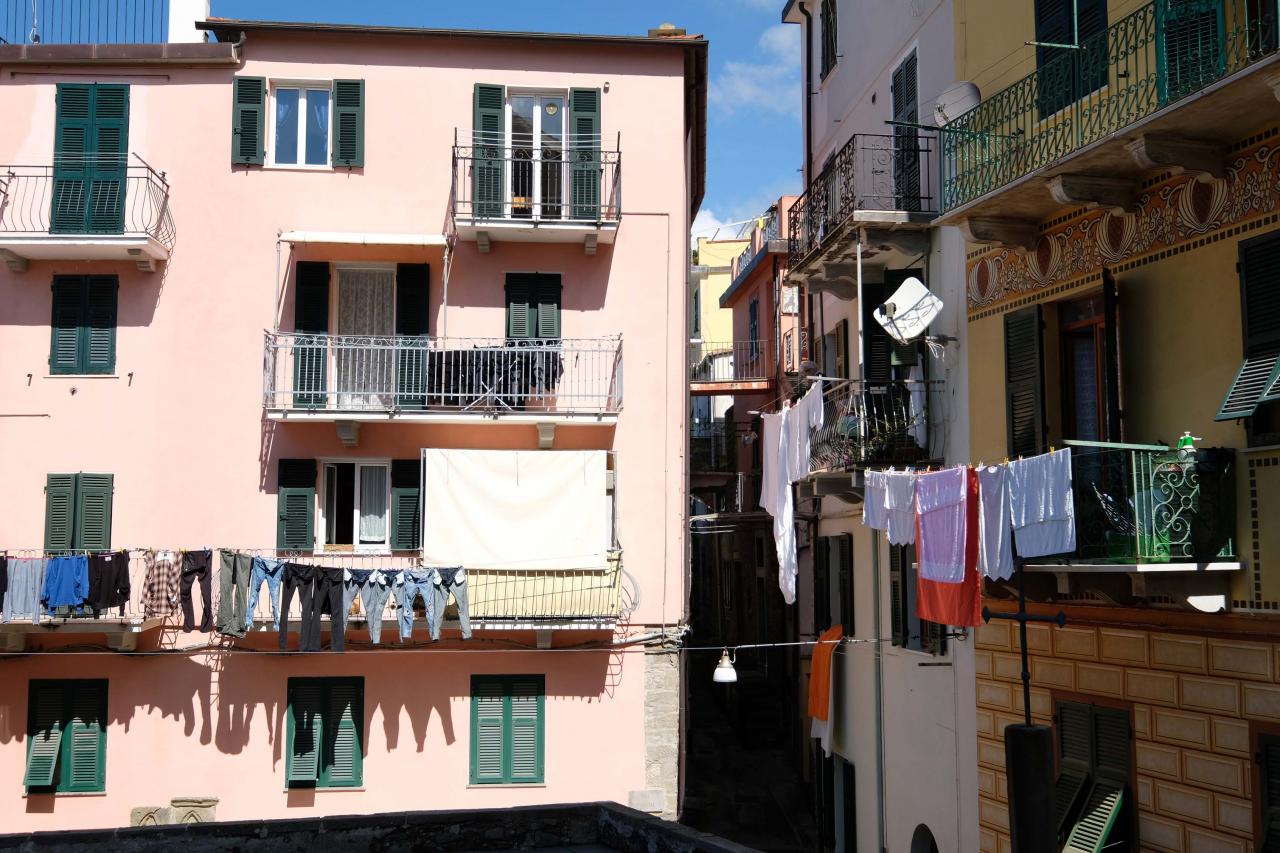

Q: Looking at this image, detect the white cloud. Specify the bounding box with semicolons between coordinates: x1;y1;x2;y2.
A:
691;208;737;239
736;0;784;10
709;24;800;117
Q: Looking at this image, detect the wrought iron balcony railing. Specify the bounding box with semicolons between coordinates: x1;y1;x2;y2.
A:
689;340;770;384
690;422;749;473
939;0;1280;212
263;332;623;416
451;131;621;224
787;132;938;269
0;156;175;248
1034;440;1236;565
733;207;781;275
1;0;168;45
0;549;631;634
809;379;942;472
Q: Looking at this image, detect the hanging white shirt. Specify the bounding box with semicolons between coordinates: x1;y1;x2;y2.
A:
884;470;918;546
793;380;824;482
916;467;969;583
775;410;798;603
1007;448;1076;558
978;464;1014;580
863;470;889;531
759;413;783;518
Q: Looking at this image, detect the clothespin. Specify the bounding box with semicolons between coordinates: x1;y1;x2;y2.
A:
1049;445;1055;454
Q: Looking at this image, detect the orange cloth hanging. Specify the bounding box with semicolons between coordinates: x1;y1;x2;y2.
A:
916;467;983;627
808;625;844;721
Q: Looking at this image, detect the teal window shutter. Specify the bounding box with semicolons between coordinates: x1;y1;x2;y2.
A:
277;459;317;550
25;683;66;790
51;84;92;233
51;84;129;234
1157;0;1225;105
286;680;322;785
63;683;107;793
49;278;84;375
472;84;506;217
232;76;266;165
1055;701;1130;851
813;537;831;633
83;277;118;374
505;274;534;339
331;79;365;167
820;0;838;78
26;680;106;794
394;263;430;410
293;262;330;408
534;275;562;339
320;679;363;788
390;460;422;551
74;474;113;551
1218;232;1280;420
1004;305;1045;457
86;84;129;234
835;534;852;633
568;88;601;220
887;543;905;646
470;675;545;784
44;474;76;552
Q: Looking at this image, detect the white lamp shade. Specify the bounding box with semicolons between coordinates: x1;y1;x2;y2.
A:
712;650;737;684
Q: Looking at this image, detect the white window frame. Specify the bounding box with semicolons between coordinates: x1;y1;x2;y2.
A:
317;458;392;554
267;78;334;170
504;89;569;221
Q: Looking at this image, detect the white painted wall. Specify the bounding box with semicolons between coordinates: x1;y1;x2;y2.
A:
166;0;210;43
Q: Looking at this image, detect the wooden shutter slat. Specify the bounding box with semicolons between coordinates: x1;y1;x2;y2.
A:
506;275;535;340
287;682;322;784
888;543;905;645
1062;781;1124;853
232;76;266;165
472;84;506;218
390;459;421;551
49;278;84;374
82;277;117;375
508;678;544;783
85;84;129;234
24;684;67;789
64;683;105;793
471;678;506;783
331;79;365;168
1091;706;1130;780
835;534;852;634
44;474;77;552
322;680;362;787
813;537;831;633
1004;305;1045;457
534;275;562;340
74;474;113;551
52;84;92;233
277;460;316;551
568;88;601;220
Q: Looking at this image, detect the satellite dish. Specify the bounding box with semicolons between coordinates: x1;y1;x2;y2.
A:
934;81;981;126
873;276;943;344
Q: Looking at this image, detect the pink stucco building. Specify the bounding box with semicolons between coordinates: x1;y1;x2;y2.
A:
0;11;705;831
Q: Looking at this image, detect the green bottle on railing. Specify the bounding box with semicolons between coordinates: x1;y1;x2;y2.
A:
1177;431;1201;463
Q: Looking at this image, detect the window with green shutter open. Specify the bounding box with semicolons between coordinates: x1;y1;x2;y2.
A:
470;675;544;785
50;276;117;375
1054;700;1132;851
25;680;107;794
44;473;113;551
286;677;363;789
505;274;562;340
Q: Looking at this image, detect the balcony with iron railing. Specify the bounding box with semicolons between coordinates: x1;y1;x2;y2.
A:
0;548;632;650
808;378;943;476
450;131;621;253
938;0;1280;224
688;339;772;394
787;132;938;278
263;332;623;423
0;154;175;272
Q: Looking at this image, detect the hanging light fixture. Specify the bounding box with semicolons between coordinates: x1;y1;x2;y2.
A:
712;648;737;684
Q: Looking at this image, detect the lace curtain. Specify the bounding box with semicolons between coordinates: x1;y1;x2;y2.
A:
337;268;395;408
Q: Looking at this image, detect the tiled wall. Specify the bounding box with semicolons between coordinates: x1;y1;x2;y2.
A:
974;619;1275;853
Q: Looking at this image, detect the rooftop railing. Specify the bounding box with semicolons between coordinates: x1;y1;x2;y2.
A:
808;379;942;472
451;131;621;224
263;332;623;416
939;0;1280;212
0;156;175;248
788;132;937;270
1;0;168;45
689;340;770;384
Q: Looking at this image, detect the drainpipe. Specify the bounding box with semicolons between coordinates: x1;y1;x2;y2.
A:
798;2;813;182
872;531;887;853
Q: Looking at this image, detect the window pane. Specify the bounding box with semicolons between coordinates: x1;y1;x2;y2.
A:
358;466;388;545
275;88;299;165
305;89;330;166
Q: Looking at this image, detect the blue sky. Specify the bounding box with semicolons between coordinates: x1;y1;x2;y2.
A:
211;0;801;239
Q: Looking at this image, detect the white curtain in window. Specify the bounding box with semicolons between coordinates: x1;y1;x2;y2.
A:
358;465;388;544
337;267;395;409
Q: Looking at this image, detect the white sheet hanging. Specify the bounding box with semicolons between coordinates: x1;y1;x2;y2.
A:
421;449;609;569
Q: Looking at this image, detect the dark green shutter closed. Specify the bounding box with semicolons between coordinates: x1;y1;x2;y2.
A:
535;276;562;339
74;474;113;550
470;675;545;785
390;459;421;551
888;543;905;646
86;84;128;234
507;273;562;341
473;84;506;217
83;277;118;374
231;76;266;165
49;279;84;374
1054;701;1093;838
331;79;365;168
52;84;129;234
507;678;544;783
395;263;429;409
286;681;322;784
321;679;363;787
1004;305;1045;457
51;84;92;233
293;262;330;408
506;277;533;339
277;459;317;551
890;54;921;212
835;534;852;633
64;683;106;793
568;88;601;220
471;678;506;783
813;537;831;633
44;474;76;551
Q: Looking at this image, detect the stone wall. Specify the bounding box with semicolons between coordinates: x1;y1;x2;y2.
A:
975;619;1273;852
637;647;682;819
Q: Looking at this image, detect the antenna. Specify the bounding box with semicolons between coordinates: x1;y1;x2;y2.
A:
872;276;943;344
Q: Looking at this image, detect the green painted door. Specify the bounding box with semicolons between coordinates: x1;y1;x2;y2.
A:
52;84;129;234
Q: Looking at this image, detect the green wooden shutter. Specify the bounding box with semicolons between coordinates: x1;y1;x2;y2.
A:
331;79;365;168
1219;232;1280;420
321;679;363;787
390;459;422;551
1054;701;1095;839
82;276;117;375
49;278;84;374
1004;305;1045;457
395;263;430;410
1075;0;1110;98
63;682;106;793
24;683;66;790
471;677;507;783
293;261;330;408
277;459;317;551
286;680;322;785
890;54;921;212
74;474;113;551
888;543;905;646
508;677;545;783
820;0;838;77
506;275;534;339
44;474;76;551
534;275;562;340
86;84;128;234
813;537;831;633
231;76;266;165
568;88;601;220
472;84;506;217
835;534;852;634
1062;782;1124;853
1034;0;1073;115
861;282;893;384
51;84;92;233
1158;0;1224;104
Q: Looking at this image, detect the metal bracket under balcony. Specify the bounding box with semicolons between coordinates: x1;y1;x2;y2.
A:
450;133;620;252
0;156;174;272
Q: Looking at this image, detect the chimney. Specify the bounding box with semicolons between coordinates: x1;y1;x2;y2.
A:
647;22;687;38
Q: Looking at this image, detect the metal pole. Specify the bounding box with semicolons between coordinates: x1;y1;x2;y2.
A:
855;235;864;377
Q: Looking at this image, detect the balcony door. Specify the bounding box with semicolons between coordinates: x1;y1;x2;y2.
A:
52;84;129;234
335;266;394;409
509;94;565;221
